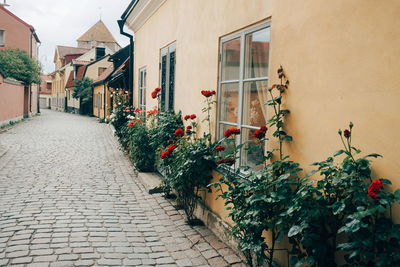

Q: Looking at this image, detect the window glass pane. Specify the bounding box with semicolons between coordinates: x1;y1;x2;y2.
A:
219;83;239;123
221;38;240;81
244;27;270;79
241;127;265;170
169;51;176;111
0;30;5;45
242;80;268;127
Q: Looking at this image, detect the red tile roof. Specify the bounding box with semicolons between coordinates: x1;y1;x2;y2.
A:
56;46;90;59
65;65;86;88
93;65;114;84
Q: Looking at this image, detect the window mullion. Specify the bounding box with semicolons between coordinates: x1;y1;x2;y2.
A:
237;33;246;166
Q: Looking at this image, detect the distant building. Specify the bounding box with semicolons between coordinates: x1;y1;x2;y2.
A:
38;74;52;109
51;20;120;112
77;20;121;52
0;3;40;124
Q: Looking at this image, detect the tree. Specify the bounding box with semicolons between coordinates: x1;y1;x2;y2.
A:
72;77;93;115
0;49;41;86
73;77;93;105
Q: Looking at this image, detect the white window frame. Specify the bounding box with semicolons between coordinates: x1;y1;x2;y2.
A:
217;21;271;166
159;42;176;111
0;30;5;46
138;67;147;111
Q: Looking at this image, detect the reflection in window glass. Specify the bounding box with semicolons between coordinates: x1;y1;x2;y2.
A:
244;28;270;79
219;83;239;123
221;38;240;81
242;80;268;127
241;128;265;170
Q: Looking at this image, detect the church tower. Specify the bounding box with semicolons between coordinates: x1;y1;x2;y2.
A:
77;20;121;53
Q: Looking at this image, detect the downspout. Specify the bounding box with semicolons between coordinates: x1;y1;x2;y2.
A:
103;83;106;119
37;41;41;113
117;19;134;105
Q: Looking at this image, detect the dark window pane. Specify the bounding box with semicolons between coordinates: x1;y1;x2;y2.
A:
169;51;175;111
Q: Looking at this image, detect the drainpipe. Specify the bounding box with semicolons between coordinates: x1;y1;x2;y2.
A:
117;19;134;105
103;83;106;119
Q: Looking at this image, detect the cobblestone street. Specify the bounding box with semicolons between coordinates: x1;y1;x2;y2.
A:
0;110;243;267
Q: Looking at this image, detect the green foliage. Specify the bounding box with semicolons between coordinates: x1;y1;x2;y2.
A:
73;77;93;105
0;49;41;85
169;135;215;222
213;67;298;266
150;111;183;150
287;124;400;267
127;119;156;172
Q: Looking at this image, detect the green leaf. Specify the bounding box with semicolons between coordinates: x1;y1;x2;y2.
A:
288;225;301;237
380;178;392;185
394;189;400;202
333;150;346;157
364;153;382;158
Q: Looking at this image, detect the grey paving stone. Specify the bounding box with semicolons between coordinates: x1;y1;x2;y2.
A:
11;256;33;264
97;258;122;266
33;255;58;262
0;110;244;267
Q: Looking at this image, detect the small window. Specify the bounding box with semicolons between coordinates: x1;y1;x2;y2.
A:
0;30;5;46
138;67;147;111
218;22;270;169
98;67;107;76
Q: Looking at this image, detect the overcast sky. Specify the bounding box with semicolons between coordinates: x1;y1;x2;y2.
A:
7;0;132;74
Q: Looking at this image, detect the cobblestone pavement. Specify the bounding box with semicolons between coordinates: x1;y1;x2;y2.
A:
0;110;244;267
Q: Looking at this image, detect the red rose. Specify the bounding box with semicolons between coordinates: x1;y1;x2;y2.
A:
155;87;161;92
160;150;170;159
201;90;216;98
184;115;191;120
253;126;268;139
368;179;383;199
224;127;240;138
151;91;158;99
174;128;184;137
127;122;134;127
186;125;192;130
190;114;196;119
167;144;177;152
215;145;225;152
343;129;351;139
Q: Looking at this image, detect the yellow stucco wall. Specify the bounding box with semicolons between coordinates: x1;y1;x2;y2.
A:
128;0;400;264
93;84;105;119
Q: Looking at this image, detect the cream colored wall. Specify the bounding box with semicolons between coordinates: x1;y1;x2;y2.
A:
128;0;400;264
268;0;400;219
76;47;114;63
131;0;271;133
84;56;112;81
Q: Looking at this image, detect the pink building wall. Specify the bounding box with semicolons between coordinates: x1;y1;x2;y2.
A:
0;5;40;116
0;6;36;54
0;74;25;124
